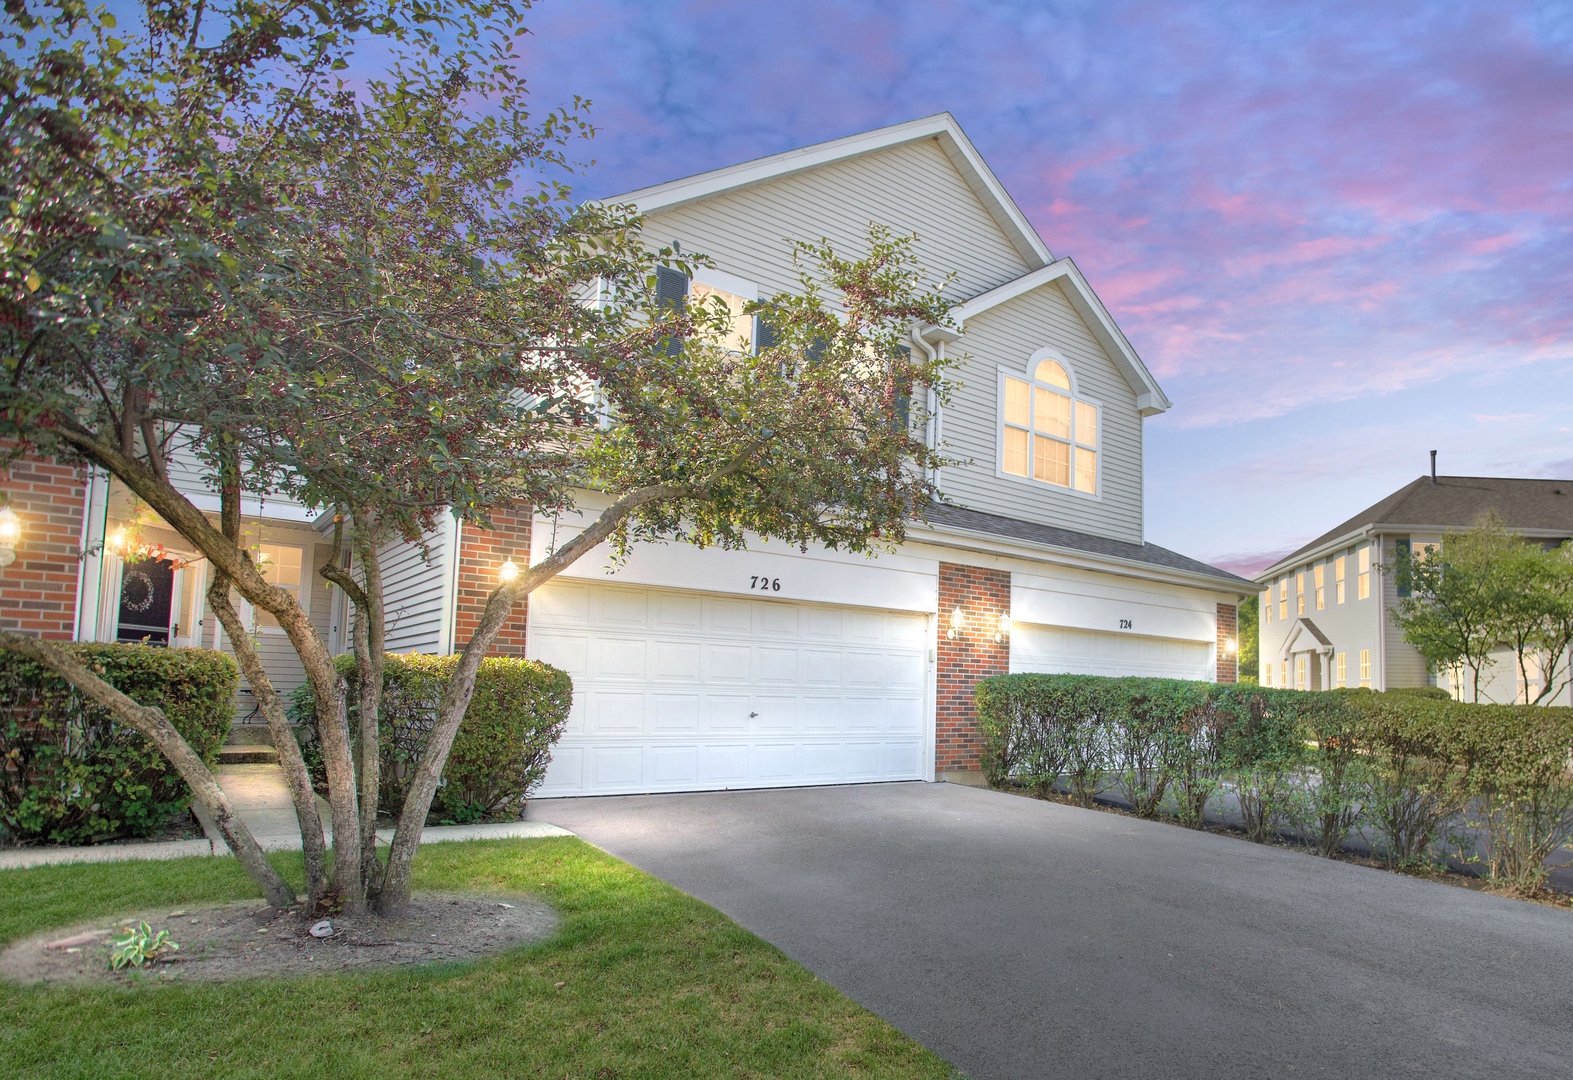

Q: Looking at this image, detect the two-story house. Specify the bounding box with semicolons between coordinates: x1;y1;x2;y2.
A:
1;113;1254;796
1254;467;1573;704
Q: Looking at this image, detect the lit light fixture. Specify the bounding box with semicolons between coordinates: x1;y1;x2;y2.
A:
1225;637;1238;656
947;605;965;640
994;612;1011;644
0;505;19;569
107;526;128;554
498;558;520;583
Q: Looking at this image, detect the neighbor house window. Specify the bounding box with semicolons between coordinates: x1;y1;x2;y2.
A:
1295;655;1307;690
1357;547;1371;600
1264;591;1273;624
1335;555;1347;604
1335;652;1347;688
1296;572;1305;616
1280;659;1288;688
1001;355;1099;493
1264;663;1273;686
1278;579;1288;622
1314;564;1325;610
689;281;754;354
1359;648;1371;688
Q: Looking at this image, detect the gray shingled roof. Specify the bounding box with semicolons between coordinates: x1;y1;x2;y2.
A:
920;503;1255;588
1277;475;1573;569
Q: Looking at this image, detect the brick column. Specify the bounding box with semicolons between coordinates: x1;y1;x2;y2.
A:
0;454;89;640
452;505;531;657
935;562;1012;778
1216;602;1238;684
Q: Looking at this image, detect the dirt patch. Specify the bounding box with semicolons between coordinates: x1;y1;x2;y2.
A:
0;892;558;984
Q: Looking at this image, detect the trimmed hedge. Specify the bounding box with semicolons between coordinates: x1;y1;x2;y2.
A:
0;644;237;844
976;674;1573;893
291;653;572;823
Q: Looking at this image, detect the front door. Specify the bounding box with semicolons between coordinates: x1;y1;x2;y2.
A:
116;557;175;645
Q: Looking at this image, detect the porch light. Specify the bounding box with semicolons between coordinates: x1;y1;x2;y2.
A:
1225;637;1238;655
498;558;520;583
107;526;128;555
0;505;19;568
947;605;965;640
994;612;1011;644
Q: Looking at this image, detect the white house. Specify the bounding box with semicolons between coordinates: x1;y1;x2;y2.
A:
1254;468;1573;704
4;114;1253;797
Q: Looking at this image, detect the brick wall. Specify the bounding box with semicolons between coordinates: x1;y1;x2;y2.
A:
452;505;532;657
935;562;1011;775
1215;602;1238;684
0;454;88;640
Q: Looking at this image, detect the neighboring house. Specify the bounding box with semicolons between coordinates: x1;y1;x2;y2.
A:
1254;470;1573;705
0;113;1253;796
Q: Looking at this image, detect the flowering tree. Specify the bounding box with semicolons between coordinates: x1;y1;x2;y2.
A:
1;0;955;915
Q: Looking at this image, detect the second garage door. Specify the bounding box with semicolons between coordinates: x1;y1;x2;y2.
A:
1011;622;1213;681
529;580;929;797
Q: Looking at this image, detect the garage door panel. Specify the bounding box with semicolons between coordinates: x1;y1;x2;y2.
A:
652;746;698;783
588;691;644;734
756;647;799;683
652;641;701;680
652;694;699;733
594;638;646;679
533;581;930;796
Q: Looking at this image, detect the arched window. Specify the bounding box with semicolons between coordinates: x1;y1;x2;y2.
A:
1001;351;1099;493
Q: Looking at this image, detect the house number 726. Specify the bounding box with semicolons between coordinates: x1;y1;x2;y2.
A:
750;575;781;592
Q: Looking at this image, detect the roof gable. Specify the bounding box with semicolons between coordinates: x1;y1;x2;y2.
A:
940;259;1171;416
604;114;1053;270
1260;475;1573;579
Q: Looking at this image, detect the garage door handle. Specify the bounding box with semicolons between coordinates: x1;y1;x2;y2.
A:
749;711;759;718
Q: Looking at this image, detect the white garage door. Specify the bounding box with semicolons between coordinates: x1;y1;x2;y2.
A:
1012;623;1213;681
529;580;929;797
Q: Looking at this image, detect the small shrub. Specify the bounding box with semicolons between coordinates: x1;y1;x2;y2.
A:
292;653;572;822
109;921;179;970
0;644;237;844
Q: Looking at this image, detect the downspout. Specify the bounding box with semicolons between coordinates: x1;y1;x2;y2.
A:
911;327;939;487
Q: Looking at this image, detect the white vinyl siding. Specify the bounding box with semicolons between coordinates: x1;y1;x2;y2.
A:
943;282;1143;542
1011;625;1212;681
640;138;1032;306
379;517;456;655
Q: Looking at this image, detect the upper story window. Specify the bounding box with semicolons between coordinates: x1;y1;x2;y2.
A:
1296;571;1305;615
1314;564;1325;610
1335;555;1347;604
1278;578;1288;621
1357;546;1372;600
1263;590;1272;624
1000;351;1099;495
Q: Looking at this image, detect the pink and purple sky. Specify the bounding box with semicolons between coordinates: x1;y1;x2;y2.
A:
517;0;1573;575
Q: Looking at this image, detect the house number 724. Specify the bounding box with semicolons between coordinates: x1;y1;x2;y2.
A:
1118;618;1133;629
750;575;781;592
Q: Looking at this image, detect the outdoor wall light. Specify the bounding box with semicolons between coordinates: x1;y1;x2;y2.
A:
947;605;965;640
994;612;1011;644
107;526;128;555
498;558;520;583
0;505;19;568
1225;637;1238;656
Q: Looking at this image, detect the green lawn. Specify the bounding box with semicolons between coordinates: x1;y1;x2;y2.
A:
0;838;954;1079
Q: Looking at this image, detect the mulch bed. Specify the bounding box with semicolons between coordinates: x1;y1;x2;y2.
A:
0;891;558;984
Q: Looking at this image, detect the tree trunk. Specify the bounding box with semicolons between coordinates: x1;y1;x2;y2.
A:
207;574;330;906
376;489;676;914
350;513;386;892
0;632;296;909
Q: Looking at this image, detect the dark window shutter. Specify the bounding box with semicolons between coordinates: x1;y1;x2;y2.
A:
752;314;778;353
1395;538;1412;597
655;267;688;356
805;336;827;363
892;346;912;432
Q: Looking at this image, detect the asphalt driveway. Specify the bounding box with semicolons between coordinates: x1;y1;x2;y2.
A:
537;781;1573;1080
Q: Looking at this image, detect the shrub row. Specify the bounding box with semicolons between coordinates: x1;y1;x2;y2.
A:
290;653;572;824
976;674;1573;893
0;644;237;844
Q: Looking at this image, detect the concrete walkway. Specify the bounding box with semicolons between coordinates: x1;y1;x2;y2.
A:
543;781;1573;1080
0;762;572;870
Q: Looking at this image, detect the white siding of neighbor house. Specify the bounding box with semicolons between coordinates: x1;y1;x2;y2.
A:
639;137;1033;308
941;281;1144;543
1379;535;1433;691
378;517;457;655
